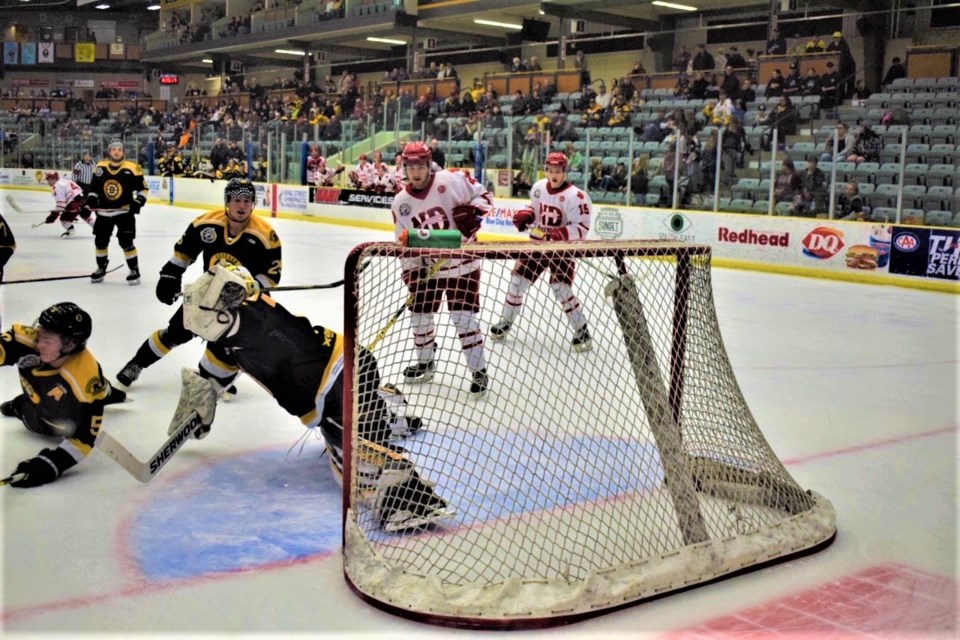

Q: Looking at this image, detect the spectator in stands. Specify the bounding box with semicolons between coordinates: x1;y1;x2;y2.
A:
690;72;710;100
322;115;342;141
783;63;802;99
674;74;692;100
802;67;822;98
819;121;855;161
721;118;748;187
485;104;505;128
555;115;579;142
691;44;715;75
673;46;691;74
412;94;432;130
210;138;230;172
587;158;608;192
442;90;461;116
758;96;798;149
700;129;718;191
528;56;543;72
804;40;824;54
512;170;532;197
846;123;882;164
599;161;628;192
827;31;855;99
766;69;785;97
574;50;590;88
740;79;756;104
510;57;528;73
720;65;741;100
821;62;841;116
460;90;476;115
595;83;612;110
577;84;597;110
726;46;746;69
745;49;759;83
837;182;866;220
774;159;803;210
511;90;527;116
438;63;458;80
629;154;650;197
630;61;647;77
430;139;446;169
715;48;728;74
801;157;827;215
527;89;544;115
565;142;584;173
766;27;787;55
854;80;872;100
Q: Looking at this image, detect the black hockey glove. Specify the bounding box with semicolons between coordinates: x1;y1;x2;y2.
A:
156;265;183;305
9;449;61;488
85;192;99;209
130;193;147;215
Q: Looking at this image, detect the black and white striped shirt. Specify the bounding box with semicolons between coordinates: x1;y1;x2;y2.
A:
73;160;95;190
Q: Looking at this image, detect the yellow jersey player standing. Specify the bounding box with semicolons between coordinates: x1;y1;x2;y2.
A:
86;139;148;285
115;179;282;391
1;303;124;487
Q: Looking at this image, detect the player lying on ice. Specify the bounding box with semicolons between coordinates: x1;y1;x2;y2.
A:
1;303;126;487
177;264;454;533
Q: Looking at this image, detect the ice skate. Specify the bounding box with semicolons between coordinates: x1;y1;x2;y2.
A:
116;361;142;388
90;267;107;283
469;369;488;396
220;385;238;402
126;268;141;285
403;360;435;383
60;226;75;238
489;320;512;341
1;397;23;419
572;326;593;352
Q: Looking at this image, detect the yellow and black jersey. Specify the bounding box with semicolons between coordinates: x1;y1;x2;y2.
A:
0;324;109;464
89;159;147;213
0;212;15;251
202;295;342;426
167;209;282;288
158;155;186;177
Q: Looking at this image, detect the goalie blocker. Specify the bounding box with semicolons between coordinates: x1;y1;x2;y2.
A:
168;265;450;531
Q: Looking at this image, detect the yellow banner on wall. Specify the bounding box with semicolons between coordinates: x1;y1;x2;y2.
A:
75;42;95;63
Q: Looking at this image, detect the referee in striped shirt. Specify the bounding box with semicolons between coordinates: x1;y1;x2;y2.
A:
73;152;95;194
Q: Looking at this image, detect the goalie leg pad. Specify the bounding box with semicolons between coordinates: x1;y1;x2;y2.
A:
168;369;218;439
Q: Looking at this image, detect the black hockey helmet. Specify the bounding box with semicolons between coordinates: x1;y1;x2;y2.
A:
224;178;256;205
38;302;92;352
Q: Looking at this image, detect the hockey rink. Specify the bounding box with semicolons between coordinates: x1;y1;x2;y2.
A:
0;190;956;639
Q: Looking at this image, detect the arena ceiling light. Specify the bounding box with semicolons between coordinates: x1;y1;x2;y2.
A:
367;37;406;45
473;19;523;30
201;58;214;63
274;49;306;55
95;3;110;8
651;1;698;10
147;3;161;9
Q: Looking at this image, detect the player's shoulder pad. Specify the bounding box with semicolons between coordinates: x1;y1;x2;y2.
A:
121;160;144;175
245;215;282;248
194;209;229;228
59;350;110;403
95;160;112;169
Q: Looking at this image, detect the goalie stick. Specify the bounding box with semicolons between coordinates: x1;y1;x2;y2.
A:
95;409;206;483
96;369;217;483
2;265;123;285
365;258;446;351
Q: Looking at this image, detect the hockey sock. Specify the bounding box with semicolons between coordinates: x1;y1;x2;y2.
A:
451;311;486;372
551;282;587;332
95;251;108;271
502;273;532;324
410;313;436;364
123;247;139;271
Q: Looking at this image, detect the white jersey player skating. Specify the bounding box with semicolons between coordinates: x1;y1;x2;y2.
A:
43;172;94;238
490;152;594;351
391;141;494;395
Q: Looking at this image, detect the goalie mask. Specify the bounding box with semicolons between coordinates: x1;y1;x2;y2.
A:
182;264;259;342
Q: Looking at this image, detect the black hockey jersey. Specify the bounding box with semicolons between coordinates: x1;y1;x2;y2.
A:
0;324;109;468
167;210;283;288
89;160;147;213
202;295;342;426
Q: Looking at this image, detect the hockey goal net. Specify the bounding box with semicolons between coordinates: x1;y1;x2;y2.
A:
342;240;836;629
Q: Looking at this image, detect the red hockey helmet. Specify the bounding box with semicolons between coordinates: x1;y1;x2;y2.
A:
45;171;59;182
544;152;568;171
401;141;432;167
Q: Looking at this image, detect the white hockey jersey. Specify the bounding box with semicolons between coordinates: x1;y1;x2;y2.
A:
351;160;377;189
528;179;592;240
52;177;85;210
392;169;493;277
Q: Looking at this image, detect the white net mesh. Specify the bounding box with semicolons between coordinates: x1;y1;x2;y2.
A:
343;240;836;628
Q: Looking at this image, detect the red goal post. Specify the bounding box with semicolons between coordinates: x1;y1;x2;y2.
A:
341;239;836;630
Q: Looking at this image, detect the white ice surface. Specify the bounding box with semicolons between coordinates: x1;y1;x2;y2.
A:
0;191;956;640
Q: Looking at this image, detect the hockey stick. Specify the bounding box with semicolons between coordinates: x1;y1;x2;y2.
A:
95;409;205;483
264;280;345;292
1;264;123;285
365;258;446;352
3;195;50;216
0;472;28;487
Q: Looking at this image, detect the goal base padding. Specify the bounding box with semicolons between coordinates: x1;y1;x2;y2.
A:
343;494;836;630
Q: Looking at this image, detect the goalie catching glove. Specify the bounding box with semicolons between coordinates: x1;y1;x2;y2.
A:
182;263;260;342
451;205;484;238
